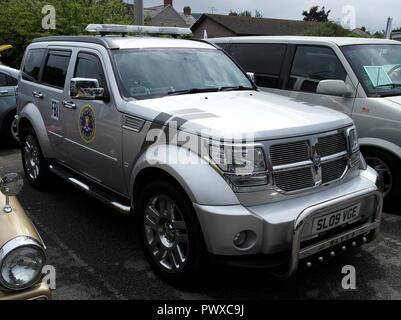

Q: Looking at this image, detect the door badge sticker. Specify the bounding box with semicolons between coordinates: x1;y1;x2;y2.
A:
79;104;96;143
51;99;60;120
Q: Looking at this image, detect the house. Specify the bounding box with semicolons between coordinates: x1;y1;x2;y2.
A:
391;30;401;41
352;28;371;37
191;14;318;39
143;0;196;27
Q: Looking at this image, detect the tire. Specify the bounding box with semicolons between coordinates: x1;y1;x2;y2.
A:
20;126;50;188
363;148;401;213
1;111;19;147
137;180;207;284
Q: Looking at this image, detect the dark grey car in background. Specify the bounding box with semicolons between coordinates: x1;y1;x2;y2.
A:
0;65;19;146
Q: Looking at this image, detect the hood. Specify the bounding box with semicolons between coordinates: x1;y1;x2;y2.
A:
125;91;353;141
386;95;401;106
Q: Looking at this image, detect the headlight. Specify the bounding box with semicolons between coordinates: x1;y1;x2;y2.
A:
348;128;360;153
210;145;268;187
0;237;45;291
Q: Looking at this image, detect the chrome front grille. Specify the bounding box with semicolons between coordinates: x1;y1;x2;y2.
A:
317;132;347;157
269;130;349;193
275;167;315;192
322;157;348;183
270;140;309;166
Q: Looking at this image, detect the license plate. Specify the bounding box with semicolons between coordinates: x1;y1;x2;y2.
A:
312;203;361;235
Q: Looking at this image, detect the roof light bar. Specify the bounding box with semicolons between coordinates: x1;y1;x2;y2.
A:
86;24;192;36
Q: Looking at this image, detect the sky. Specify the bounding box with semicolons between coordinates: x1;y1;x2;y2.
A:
124;0;399;33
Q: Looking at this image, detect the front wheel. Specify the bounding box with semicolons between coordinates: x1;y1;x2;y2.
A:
364;149;401;213
138;180;206;283
20;127;50;188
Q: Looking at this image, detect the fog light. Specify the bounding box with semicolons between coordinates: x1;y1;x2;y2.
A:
233;230;257;250
233;232;247;247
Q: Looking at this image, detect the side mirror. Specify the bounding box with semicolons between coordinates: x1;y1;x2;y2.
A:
317;80;354;97
0;173;24;213
70;78;105;100
246;72;256;84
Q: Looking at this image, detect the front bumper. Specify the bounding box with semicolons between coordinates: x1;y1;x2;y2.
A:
194;167;383;277
0;282;52;300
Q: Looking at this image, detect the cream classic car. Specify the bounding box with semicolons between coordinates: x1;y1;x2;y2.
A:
0;173;51;300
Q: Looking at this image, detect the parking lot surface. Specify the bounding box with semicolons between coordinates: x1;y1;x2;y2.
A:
1;146;401;300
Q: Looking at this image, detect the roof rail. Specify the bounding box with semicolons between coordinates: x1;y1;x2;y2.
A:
86;24;192;37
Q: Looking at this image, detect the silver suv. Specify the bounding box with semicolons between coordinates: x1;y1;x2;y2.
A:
16;25;382;282
0;66;19;146
209;36;401;212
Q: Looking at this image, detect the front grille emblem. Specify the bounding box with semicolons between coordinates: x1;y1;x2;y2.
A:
309;140;322;186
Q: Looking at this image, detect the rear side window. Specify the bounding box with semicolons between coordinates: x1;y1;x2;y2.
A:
0;72;7;86
22;48;46;82
74;53;107;89
7;75;18;86
288;46;347;93
42;50;71;89
228;43;287;89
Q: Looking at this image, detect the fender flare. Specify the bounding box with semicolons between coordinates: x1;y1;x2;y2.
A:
19;103;55;159
130;144;240;206
359;137;401;161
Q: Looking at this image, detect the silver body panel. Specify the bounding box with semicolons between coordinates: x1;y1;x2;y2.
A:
16;36;382;273
0;66;18;133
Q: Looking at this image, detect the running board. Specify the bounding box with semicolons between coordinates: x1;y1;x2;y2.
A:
49;164;132;215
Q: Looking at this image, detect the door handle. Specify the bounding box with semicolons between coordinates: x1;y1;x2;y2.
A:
62;101;76;109
32;91;44;98
0;90;8;95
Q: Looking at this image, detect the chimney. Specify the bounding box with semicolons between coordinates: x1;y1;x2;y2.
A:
183;6;191;15
164;0;173;7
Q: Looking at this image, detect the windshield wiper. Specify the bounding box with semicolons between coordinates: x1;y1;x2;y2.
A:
218;85;254;92
375;83;401;89
167;88;220;96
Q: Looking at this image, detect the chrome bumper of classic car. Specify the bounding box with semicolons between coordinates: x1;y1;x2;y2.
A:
0;282;52;301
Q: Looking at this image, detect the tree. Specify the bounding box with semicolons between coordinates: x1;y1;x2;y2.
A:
302;6;330;22
229;9;263;18
304;21;364;37
254;10;263;18
239;10;252;17
0;0;132;67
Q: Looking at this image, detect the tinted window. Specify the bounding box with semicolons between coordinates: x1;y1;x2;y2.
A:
288;46;347;93
74;53;106;88
7;75;18;86
213;42;229;51
42;51;71;89
228;43;287;88
0;73;7;86
22;48;46;82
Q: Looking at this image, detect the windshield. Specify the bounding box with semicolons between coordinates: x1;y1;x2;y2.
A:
342;44;401;97
112;48;253;100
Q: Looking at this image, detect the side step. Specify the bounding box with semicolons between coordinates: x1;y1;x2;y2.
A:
49;164;132;215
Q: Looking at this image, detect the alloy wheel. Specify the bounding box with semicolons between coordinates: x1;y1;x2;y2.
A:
144;195;189;272
23;135;40;181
